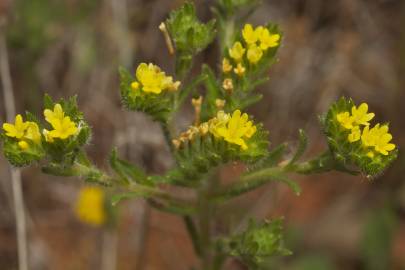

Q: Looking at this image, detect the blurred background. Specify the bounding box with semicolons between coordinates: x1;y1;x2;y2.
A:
0;0;404;269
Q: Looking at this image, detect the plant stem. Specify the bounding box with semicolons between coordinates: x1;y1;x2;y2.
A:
0;28;29;270
183;215;201;256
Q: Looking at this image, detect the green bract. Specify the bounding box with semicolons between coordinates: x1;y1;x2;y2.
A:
168;123;268;186
229;219;291;268
321;97;397;177
166;2;216;77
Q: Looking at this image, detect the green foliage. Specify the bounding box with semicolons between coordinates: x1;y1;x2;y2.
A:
168;124;268;186
109;148;151;186
229;219;291;269
321;97;397;176
166;2;216;77
119;67;172;122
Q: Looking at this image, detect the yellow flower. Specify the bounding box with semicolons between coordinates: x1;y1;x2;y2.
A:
211;110;257;150
208;110;230;138
2;114;29;139
259;28;280;50
222;58;233;73
348;126;361;142
135;63;179;94
351;103;374;126
247;44;263;64
25;122;41;143
18;141;29;150
44;104;78;140
229;42;246;62
375;133;395;155
361;124;396;155
2;115;41;149
131;81;140;91
242;24;259;44
75;187;106;227
44;104;64;124
337;112;354;129
234;63;246;76
47;116;78;140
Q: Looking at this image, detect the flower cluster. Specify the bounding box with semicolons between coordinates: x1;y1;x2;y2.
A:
222;24;280;78
337;103;395;156
2;115;41;150
131;63;180;94
75;186;106;227
173;110;257;150
43;104;78;142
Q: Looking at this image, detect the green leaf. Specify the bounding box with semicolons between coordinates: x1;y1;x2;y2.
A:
229;218;291;268
287;129;308;166
166;2;216;54
110;192;144;206
109;148;150;185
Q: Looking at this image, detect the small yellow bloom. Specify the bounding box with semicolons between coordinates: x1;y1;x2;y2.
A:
208;110;230;138
48;116;78;140
367;151;375;158
44;104;64;124
242;24;260;44
337;112;354;129
259;28;280;50
2;114;29;139
131;81;140;91
247;44;263;64
44;104;78;141
25;122;41;143
351;103;374;126
229;42;246;62
136;63;166;94
234;63;246;76
361;124;395;155
222;58;233;73
211;110;256;150
18;141;29;150
215;99;226;110
75;187;106;227
348;126;361;142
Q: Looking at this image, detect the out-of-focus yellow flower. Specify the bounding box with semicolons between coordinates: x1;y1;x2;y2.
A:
247;44;263;64
222;78;234;94
259;28;280;50
234;63;246;76
44;104;78;141
75;187;106;227
2;115;29;139
351;103;374;126
210;110;256;150
222;58;233;73
348;126;361;142
337;112;354;129
229;42;246;62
